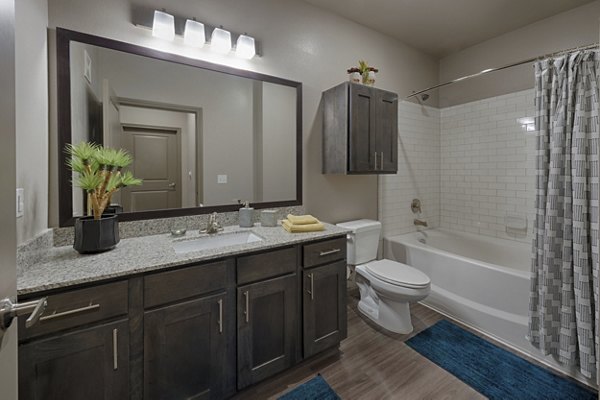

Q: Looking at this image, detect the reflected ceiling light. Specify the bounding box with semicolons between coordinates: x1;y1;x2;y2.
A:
211;27;231;54
236;34;256;59
517;117;536;132
152;10;175;41
184;19;205;47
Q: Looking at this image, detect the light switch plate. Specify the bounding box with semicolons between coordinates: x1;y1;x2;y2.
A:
217;174;228;184
16;188;24;218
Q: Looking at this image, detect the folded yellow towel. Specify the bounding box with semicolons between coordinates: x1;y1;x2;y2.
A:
286;214;320;225
282;219;325;233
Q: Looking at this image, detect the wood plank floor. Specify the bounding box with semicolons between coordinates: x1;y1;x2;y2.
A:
234;289;485;400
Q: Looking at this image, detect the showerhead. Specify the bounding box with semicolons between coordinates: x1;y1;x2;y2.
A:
421;93;430;101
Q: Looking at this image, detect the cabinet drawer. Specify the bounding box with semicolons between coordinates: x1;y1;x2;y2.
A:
144;260;229;308
237;247;297;285
19;281;128;340
303;237;346;268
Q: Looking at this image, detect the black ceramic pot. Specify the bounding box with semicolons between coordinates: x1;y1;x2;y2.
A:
73;214;120;254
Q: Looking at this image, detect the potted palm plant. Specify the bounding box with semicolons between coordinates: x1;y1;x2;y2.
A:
66;142;142;254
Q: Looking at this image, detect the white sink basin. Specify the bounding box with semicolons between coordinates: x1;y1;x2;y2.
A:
173;231;263;254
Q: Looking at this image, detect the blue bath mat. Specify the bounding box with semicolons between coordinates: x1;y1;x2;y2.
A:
278;374;340;400
406;320;597;400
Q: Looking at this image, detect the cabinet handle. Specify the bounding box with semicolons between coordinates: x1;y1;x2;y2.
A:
243;291;249;323
380;151;384;170
112;328;118;370
319;248;341;257
374;151;378;170
307;273;314;300
217;299;223;334
39;302;100;322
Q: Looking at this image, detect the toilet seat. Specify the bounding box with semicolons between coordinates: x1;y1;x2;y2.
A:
365;259;430;289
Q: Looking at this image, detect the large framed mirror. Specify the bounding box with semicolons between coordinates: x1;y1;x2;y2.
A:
57;28;302;227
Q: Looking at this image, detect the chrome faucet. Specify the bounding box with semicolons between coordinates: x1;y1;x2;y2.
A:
202;212;224;234
414;219;428;227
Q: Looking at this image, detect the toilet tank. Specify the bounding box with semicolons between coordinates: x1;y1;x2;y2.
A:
336;219;382;265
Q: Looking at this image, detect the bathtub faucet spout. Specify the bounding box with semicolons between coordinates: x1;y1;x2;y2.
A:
414;219;428;227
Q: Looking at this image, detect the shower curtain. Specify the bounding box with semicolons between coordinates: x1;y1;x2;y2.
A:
528;49;599;380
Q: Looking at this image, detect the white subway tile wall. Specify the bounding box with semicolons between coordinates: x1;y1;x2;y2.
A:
378;102;440;238
440;89;536;243
379;89;536;243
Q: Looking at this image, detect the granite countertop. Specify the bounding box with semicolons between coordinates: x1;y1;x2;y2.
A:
17;223;349;296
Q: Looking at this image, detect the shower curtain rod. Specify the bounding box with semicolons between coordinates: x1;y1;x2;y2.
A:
406;42;599;99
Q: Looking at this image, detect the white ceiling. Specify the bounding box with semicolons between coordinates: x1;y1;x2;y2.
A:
302;0;595;58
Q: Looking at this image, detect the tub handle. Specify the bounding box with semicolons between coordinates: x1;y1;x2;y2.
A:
319;248;341;257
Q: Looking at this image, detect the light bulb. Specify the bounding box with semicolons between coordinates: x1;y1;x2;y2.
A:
211;27;231;54
152;10;175;41
236;34;256;59
184;19;205;48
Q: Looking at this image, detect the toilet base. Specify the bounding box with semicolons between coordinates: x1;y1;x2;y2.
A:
355;269;417;334
357;297;414;334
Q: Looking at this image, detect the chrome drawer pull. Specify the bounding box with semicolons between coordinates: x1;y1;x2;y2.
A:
217;299;223;333
319;248;341;257
307;273;314;300
39;303;100;322
113;328;118;370
243;291;249;323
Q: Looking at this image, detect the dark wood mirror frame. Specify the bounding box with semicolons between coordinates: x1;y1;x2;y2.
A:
57;28;302;227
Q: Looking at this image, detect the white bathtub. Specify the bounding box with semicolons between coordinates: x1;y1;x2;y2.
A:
384;229;592;385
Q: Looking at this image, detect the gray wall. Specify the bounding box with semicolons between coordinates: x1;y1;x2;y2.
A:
261;82;297;202
15;0;48;244
0;0;17;397
46;0;439;226
438;0;600;107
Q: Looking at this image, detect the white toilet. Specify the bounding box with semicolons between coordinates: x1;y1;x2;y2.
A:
337;219;431;334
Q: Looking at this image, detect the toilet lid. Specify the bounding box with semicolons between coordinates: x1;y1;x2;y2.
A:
365;260;430;289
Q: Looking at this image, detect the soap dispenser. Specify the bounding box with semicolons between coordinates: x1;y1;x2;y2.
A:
239;201;254;228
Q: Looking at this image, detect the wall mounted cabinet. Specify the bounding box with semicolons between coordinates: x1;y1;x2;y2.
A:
322;82;398;174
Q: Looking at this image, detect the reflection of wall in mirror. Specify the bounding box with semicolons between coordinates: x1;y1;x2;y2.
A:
70;42;101;217
262;82;296;202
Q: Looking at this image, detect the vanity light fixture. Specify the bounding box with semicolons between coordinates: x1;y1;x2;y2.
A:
210;27;232;54
235;34;256;59
184;19;205;48
136;9;260;58
152;10;175;41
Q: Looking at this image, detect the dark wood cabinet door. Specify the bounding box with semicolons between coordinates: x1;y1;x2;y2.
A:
375;90;398;173
19;320;129;400
349;83;378;173
144;292;229;400
303;261;347;358
237;274;298;389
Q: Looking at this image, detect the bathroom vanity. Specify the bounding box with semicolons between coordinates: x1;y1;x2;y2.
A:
16;224;348;400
